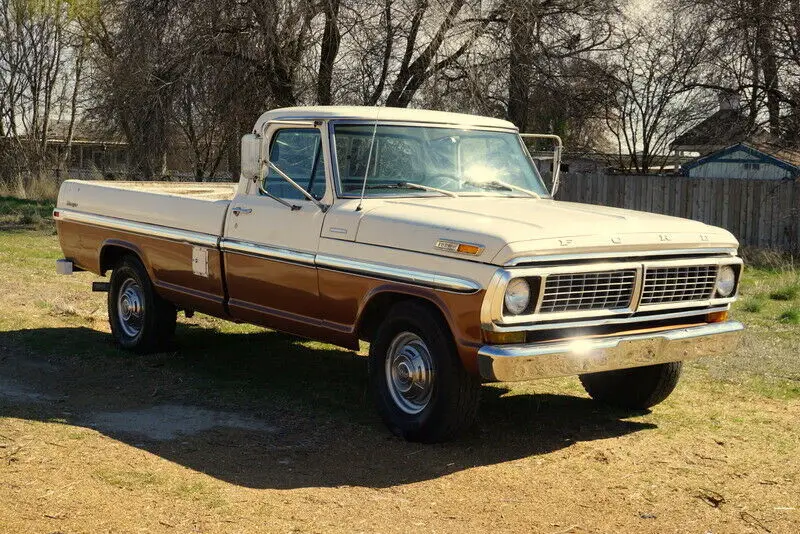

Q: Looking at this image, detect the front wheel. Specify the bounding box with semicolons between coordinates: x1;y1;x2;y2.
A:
369;301;480;442
108;255;177;353
579;361;683;409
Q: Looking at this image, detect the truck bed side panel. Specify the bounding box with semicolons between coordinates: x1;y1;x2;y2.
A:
56;219;227;318
57;180;235;236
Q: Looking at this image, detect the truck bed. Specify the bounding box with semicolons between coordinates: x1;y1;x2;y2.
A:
56;180;237;236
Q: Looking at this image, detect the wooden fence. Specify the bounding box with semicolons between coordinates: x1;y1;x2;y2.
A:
556;174;800;254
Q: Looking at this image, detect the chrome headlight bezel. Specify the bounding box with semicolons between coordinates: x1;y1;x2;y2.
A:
715;264;737;297
504;277;531;315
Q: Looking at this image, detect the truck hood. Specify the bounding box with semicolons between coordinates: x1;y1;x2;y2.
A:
354;197;738;265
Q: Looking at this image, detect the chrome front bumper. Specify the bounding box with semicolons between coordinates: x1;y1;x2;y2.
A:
478;321;744;382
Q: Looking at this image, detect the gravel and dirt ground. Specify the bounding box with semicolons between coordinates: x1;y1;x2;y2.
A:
1;198;799;533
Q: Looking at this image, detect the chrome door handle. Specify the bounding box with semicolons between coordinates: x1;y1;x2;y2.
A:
232;206;252;216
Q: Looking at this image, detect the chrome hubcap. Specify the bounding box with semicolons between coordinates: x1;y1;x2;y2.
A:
385;332;435;414
117;279;144;338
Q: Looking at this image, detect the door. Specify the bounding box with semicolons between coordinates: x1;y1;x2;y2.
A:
222;123;332;333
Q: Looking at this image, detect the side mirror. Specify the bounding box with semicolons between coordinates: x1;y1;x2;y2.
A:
520;134;563;197
241;133;262;182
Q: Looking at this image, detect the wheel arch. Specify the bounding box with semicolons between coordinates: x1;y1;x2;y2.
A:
355;285;482;376
356;288;454;344
98;239;154;280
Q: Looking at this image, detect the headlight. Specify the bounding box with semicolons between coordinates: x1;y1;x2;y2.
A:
504;278;531;315
715;265;737;297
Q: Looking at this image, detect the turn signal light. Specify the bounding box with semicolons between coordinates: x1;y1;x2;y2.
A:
456;243;482;255
484;331;526;344
706;310;728;323
435;239;484;255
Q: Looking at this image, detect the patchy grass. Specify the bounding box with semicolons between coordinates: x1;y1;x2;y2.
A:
769;284;800;301
779;308;800;324
740;297;765;313
95;469;167;491
1;226;799;534
0;196;55;230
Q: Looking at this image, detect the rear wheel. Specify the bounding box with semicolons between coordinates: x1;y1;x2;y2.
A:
369;301;480;442
108;255;177;353
579;361;683;409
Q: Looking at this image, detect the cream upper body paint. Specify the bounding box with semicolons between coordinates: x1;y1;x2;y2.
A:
54;105;740;295
53;105;745;410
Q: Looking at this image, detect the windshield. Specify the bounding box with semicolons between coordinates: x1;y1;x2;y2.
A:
332;123;549;198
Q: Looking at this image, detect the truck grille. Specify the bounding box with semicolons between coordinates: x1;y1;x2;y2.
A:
540;270;637;313
640;265;718;305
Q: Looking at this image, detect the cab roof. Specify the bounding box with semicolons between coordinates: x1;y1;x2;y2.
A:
254;106;517;132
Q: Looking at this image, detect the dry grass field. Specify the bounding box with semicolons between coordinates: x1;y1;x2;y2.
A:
1;197;798;533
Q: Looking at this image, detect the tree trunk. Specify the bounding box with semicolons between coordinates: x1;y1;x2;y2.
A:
386;0;466;107
317;0;341;105
58;40;85;174
507;2;534;131
756;14;781;133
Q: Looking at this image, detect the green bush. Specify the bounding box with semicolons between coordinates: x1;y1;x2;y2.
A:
769;285;799;301
0;196;54;228
740;298;765;313
778;309;800;324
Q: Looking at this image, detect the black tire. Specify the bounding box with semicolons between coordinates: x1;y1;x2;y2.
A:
579;361;683;409
368;300;480;443
108;254;177;353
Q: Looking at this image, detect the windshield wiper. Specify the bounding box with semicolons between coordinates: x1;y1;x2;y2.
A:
347;181;457;197
462;179;541;199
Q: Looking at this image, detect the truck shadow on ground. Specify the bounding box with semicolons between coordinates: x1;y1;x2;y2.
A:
1;324;656;489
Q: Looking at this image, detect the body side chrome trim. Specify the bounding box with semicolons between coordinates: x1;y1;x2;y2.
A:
55;208;219;248
478;320;744;382
315;255;481;293
220;239;481;293
505;248;738;266
220;239;316;266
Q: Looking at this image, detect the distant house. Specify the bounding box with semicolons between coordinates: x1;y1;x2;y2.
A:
559;152;614;174
46;121;200;179
670;90;800;180
670;92;771;157
681;143;800;180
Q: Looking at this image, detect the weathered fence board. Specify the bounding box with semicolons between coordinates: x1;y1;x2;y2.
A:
557;173;800;253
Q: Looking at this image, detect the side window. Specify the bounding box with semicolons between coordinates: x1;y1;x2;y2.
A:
265;129;325;200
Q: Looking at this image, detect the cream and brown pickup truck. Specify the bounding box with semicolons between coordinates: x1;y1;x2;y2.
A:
54;106;744;442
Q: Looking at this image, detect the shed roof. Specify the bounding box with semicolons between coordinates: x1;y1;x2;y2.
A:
670;109;769;152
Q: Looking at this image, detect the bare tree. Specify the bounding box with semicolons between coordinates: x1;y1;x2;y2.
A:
335;0;495;107
500;0;619;133
0;0;80;193
686;0;800;142
604;5;716;173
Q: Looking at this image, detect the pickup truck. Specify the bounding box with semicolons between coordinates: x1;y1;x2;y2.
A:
54;106;744;442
